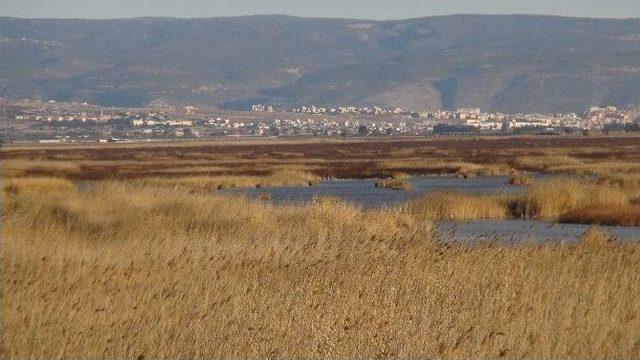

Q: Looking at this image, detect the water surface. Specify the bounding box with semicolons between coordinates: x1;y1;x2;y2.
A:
224;175;524;209
436;220;640;243
224;176;640;242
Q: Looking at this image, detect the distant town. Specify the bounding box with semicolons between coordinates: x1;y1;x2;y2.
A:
1;98;639;143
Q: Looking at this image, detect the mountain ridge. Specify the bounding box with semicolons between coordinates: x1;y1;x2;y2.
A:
2;14;640;112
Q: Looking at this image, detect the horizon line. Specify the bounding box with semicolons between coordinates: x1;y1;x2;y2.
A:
2;13;640;22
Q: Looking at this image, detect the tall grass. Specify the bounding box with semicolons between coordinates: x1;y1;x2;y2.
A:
3;181;638;359
560;204;640;227
137;169;320;191
403;177;639;226
2;177;76;195
510;178;630;220
404;192;507;220
513;155;583;172
1;159;83;178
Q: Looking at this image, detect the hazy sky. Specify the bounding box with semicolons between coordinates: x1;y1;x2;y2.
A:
3;0;639;19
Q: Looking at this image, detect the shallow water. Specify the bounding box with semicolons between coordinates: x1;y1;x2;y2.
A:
224;175;526;208
436;220;640;243
224;176;640;241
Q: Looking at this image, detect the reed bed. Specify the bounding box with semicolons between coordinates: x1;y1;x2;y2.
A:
2;180;639;359
513;155;584;172
1;159;83;178
136;169;320;191
403;177;639;226
2;176;76;195
3;136;639;184
379;161;513;178
404;192;508;220
510;178;634;226
559;204;640;227
375;174;413;190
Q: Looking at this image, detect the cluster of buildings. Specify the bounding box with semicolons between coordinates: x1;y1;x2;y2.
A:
253;104;406;115
235;117;429;137
251;104;277;112
418;106;638;132
584;106;636;128
12;103;172;124
3;98;639;143
290;105;406;115
119;105;639;139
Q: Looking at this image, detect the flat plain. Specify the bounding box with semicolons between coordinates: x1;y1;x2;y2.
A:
2;134;640;359
3;134;640;179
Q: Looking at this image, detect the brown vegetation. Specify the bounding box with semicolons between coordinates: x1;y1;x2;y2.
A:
402;177;639;226
2;180;639;359
1;176;76;195
507;172;534;185
375;174;413;190
136;169;320;191
512;155;585;172
560;204;640;227
510;178;638;226
579;227;615;247
2;134;639;227
405;192;507;220
3;135;638;180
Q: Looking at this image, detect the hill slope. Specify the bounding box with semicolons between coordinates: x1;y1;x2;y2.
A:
1;15;640;112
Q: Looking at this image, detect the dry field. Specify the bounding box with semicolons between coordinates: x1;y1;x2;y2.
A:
2;179;639;359
2;135;640;180
2;136;640;359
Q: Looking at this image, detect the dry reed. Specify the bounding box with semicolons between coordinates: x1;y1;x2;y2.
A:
510;178;630;220
375;174;413;190
2;180;639;359
137;169;319;191
507;172;534;185
404;192;507;220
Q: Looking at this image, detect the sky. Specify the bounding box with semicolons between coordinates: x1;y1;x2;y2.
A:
2;0;639;19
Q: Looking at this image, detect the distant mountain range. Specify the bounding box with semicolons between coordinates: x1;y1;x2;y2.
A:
1;15;640;112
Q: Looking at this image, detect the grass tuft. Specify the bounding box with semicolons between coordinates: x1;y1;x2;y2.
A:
507;172;534;185
405;192;507;220
579;227;615;247
375;174;413;190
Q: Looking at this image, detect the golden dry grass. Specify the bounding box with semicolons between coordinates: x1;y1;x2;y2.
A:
454;162;513;178
512;155;640;187
2;180;639;359
2;136;640;358
579;227;615;247
560;204;640;227
136;169;320;191
375;174;413;190
380;161;513;178
2;176;76;195
507;172;534;185
597;173;640;197
404;192;507;220
513;155;584;172
1;159;83;178
510;178;631;220
404;177;639;226
4;135;637;181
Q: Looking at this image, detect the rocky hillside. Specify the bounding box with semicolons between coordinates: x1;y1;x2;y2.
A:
1;15;640;112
